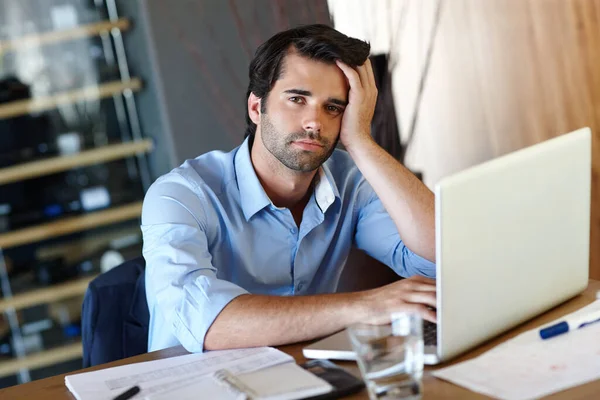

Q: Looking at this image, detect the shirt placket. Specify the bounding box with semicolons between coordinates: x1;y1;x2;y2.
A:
268;205;300;294
292;199;325;294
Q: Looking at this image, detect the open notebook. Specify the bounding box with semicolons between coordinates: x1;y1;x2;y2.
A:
66;347;332;400
143;363;333;400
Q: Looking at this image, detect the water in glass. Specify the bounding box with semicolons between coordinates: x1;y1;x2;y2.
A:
348;312;424;400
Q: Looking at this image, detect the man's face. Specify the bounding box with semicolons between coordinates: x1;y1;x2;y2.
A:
258;51;349;172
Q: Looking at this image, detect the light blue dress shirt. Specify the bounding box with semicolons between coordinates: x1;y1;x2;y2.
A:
141;137;435;352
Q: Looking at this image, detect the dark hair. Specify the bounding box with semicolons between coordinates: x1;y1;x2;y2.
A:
244;24;370;138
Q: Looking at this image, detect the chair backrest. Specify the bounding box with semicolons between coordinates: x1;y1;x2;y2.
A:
336;247;401;293
81;256;149;367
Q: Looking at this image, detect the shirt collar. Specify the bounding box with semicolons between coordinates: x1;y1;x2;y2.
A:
235;137;272;221
314;164;339;214
234;137;341;220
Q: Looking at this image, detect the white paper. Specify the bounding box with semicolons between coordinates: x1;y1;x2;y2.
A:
142;374;244;400
65;347;293;400
433;299;600;400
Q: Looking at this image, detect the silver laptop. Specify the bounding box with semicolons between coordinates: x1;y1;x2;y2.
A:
303;127;591;365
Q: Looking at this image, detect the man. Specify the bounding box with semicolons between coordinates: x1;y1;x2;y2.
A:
142;24;437;353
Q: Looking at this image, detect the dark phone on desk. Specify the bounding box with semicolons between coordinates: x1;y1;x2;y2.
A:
300;359;365;399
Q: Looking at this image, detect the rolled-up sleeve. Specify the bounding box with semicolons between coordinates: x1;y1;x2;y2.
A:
141;174;248;352
353;181;436;279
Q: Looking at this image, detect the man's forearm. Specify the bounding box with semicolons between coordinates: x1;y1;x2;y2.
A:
204;292;367;350
346;137;436;262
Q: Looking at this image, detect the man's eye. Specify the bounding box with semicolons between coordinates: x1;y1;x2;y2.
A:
327;105;341;113
289;97;303;103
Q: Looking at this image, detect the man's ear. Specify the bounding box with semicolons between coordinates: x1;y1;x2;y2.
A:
248;92;262;125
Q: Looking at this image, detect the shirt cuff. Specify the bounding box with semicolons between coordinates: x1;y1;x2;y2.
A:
172;275;249;353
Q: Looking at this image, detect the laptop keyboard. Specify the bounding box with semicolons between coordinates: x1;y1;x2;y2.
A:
423;320;438;346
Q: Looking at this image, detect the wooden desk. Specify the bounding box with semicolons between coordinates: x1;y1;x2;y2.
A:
1;280;599;400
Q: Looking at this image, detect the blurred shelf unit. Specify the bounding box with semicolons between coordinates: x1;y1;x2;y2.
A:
0;18;130;54
0;3;151;386
0;341;82;378
0;276;97;313
0;201;143;250
0;78;142;120
0;139;152;185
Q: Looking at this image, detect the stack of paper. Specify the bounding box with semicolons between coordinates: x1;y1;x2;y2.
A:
433;299;600;400
65;347;295;400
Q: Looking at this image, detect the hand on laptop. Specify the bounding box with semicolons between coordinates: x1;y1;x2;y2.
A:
363;275;437;323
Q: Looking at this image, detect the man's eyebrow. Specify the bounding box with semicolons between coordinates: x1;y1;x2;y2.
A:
328;98;348;107
283;89;347;107
283;89;312;96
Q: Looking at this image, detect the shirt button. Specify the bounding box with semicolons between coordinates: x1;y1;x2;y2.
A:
290;227;296;234
297;282;304;291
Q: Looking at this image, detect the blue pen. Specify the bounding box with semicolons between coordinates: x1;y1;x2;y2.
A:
539;309;600;339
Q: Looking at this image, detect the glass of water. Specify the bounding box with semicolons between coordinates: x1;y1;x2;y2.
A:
347;312;424;400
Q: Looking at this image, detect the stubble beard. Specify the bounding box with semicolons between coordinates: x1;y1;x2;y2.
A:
260;115;338;172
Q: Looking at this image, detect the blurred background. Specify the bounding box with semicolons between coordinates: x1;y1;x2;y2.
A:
0;0;597;388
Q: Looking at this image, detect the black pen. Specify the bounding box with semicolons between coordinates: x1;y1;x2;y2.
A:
112;385;141;400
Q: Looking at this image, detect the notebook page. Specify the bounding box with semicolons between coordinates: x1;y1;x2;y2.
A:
65;347;293;400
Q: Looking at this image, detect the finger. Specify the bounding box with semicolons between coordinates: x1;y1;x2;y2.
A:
406;275;436;285
355;63;370;89
403;291;437;308
406;282;437;292
393;277;436;293
336;60;364;93
420;305;437;323
365;58;376;87
405;304;437;323
362;59;378;97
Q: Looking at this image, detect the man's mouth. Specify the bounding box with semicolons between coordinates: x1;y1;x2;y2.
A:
291;140;324;151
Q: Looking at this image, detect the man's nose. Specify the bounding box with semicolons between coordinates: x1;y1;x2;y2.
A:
302;107;323;134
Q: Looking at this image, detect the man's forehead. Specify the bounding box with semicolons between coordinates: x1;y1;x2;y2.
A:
275;52;349;98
